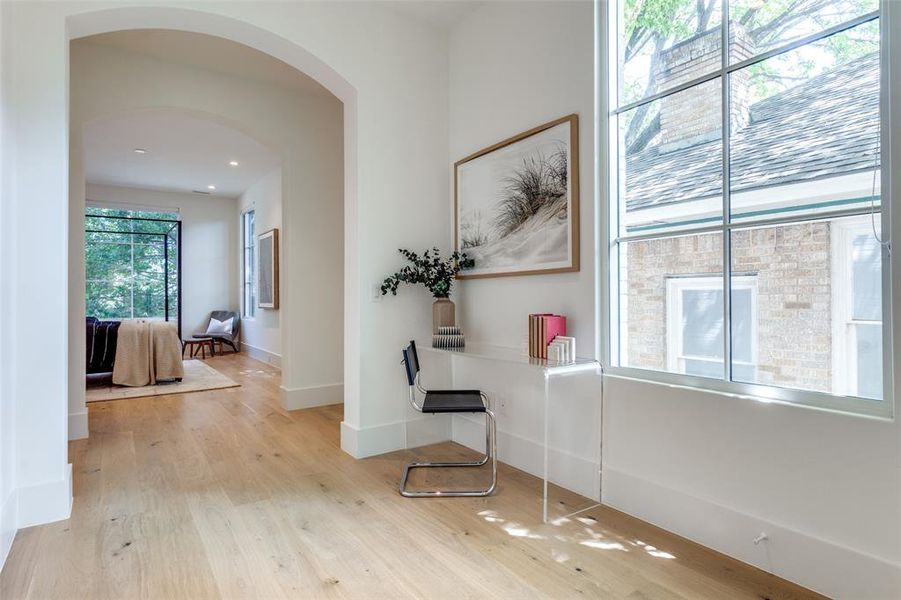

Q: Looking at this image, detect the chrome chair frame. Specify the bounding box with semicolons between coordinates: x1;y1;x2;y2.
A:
399;345;497;498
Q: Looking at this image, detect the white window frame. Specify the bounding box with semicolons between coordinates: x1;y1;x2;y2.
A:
666;275;757;378
241;208;256;319
603;1;895;418
831;216;883;398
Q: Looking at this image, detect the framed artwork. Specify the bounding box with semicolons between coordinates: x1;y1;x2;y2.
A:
455;114;579;279
257;228;279;309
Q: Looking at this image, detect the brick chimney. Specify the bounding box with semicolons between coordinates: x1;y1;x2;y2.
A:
656;26;754;153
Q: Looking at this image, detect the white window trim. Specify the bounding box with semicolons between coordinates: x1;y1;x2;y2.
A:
602;1;895;419
666;275;758;378
831;216;883;398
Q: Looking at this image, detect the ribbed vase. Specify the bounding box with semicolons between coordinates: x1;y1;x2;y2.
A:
432;298;455;334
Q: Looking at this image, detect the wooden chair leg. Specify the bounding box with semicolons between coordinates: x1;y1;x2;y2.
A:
201;343;207;360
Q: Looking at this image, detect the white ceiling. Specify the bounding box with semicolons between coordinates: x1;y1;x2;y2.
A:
84;111;279;198
81;30;331;97
384;0;483;28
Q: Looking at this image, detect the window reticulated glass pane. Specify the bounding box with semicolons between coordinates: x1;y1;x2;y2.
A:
619;1;722;106
729;0;878;64
620;78;723;236
731;287;754;364
619;231;723;374
684;358;723;378
852;231;881;321
855;322;882;399
682;289;724;358
729;21;880;223
730;217;884;400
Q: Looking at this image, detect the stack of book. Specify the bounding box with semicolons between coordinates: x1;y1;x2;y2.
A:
433;326;465;348
529;313;569;359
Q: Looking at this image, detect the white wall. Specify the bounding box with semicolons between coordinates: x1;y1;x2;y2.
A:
85;183;239;331
68;36;344;430
447;0;599;498
237;169;282;367
447;1;901;598
0;0;20;567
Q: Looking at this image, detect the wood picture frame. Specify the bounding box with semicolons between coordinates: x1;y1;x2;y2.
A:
257;228;279;309
454;114;580;279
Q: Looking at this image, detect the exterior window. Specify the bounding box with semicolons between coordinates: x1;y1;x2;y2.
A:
609;1;889;414
85;206;180;325
242;209;256;318
666;276;757;381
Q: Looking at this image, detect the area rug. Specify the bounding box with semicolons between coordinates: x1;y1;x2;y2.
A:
86;359;239;402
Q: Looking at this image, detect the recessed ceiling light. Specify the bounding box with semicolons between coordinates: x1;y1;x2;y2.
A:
207;185;216;190
133;148;148;154
229;160;239;167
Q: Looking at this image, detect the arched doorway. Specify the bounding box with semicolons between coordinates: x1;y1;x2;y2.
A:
64;8;361;455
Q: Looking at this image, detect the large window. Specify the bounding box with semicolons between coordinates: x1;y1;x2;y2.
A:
85;205;180;327
242;209;256;318
609;1;890;415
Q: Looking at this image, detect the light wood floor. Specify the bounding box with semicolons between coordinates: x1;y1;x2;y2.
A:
0;353;821;599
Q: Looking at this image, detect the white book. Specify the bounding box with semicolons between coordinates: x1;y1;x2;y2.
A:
556;336;576;361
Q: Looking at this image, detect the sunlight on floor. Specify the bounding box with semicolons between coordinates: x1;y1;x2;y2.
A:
476;508;679;560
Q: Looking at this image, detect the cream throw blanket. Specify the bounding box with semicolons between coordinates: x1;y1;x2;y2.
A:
112;320;184;387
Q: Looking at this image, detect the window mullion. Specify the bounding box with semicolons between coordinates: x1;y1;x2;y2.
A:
722;1;733;384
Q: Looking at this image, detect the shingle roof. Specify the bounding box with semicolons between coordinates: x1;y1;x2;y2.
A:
626;52;880;211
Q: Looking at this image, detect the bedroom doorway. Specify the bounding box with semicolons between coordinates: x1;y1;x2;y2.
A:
85;206;182;335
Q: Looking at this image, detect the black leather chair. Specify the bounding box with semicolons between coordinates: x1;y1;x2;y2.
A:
399;340;497;497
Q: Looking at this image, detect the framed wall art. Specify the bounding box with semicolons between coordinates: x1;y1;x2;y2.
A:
257;228;279;309
455;114;579;279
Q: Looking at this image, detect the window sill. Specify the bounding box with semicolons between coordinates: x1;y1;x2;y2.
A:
603;365;894;421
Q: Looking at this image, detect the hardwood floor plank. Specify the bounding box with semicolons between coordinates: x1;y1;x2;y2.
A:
0;353;824;599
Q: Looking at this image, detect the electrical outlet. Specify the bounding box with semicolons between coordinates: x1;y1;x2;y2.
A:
370;283;382;302
496;393;507;416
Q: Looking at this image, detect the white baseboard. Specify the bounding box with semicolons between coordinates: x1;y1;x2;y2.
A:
16;463;73;529
69;411;88;441
339;415;451;459
0;487;18;571
240;343;282;369
280;383;343;410
452;415;600;501
603;468;901;599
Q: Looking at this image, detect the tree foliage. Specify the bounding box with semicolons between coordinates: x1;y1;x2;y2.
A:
622;0;878;153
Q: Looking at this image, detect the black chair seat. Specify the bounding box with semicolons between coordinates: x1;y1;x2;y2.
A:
422;390;485;414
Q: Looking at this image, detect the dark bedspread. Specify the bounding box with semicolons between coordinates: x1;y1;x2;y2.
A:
86;316;121;375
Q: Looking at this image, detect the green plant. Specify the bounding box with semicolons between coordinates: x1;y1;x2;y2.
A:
380;248;474;299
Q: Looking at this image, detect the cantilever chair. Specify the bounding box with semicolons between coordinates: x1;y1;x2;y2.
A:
399;340;497;497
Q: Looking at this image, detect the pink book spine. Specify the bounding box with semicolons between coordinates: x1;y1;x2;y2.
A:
545;316;566;350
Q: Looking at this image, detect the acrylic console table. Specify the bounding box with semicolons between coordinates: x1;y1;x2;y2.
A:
417;342;602;523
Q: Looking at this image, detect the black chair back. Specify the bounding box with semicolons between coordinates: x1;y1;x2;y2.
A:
402;340;420;386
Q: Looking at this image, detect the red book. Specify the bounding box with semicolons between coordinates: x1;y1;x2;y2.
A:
544;315;566;358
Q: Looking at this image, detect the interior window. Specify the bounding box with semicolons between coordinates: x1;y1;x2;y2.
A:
242;209;256;318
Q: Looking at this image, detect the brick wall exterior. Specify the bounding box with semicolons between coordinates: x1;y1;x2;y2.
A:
624;221;832;393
